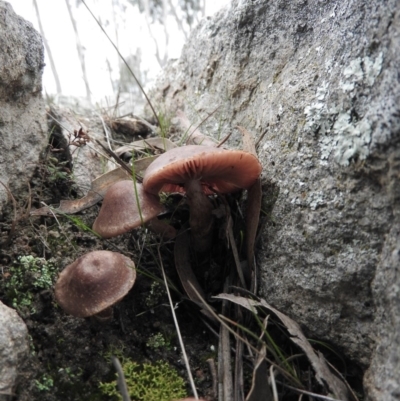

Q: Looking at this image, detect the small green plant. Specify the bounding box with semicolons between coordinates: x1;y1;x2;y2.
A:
58;366;83;383
62;213;101;238
35;373;54;392
157;109;172;141
46;157;71;183
146;332;171;350
99;360;186;401
144;281;165;309
3;255;57;313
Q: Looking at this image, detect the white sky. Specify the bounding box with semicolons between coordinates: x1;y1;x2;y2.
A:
8;0;229;106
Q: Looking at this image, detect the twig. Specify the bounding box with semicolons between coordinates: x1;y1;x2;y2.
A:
157;246;199;399
269;366;278;401
255;127;268;149
220;278;233;401
216;131;233;148
96;112;113;150
234;336;244;401
112;356;131;401
207;358;218;400
275;381;347;401
325;360;359;401
182;107;220;145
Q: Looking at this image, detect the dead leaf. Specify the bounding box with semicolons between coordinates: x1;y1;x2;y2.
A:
174;228;215;321
246;344;273;401
115;137;177;155
107;116;152;137
214;293;350;401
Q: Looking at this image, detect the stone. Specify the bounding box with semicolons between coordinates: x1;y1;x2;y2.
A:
149;0;400;399
0;301;29;400
0;1;48;213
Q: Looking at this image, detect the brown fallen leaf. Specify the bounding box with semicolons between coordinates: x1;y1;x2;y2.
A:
246;344;273;401
107;116;153;137
114;137;177;155
214;293;350;401
246;316;273;401
174;228;216;321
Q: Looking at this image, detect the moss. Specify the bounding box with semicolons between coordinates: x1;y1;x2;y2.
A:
99;360;187;401
3;255;57;313
34;373;54;392
146;332;171;350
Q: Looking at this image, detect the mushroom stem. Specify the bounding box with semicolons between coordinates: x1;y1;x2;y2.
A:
146;218;177;239
92;306;113;322
184;180;214;252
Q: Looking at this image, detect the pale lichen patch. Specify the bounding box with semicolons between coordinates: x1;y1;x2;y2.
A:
307;190;327;210
340;53;383;91
332;113;372;166
303;53;382;166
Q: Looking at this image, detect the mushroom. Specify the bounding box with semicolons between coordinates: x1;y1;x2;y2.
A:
54;250;136;319
92;180;176;239
143;145;262;252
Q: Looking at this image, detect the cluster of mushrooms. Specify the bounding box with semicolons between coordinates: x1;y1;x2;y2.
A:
55;145;262;319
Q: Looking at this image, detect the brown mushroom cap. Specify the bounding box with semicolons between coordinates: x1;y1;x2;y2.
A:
142;145;262;195
92;180;165;238
55;250;136;317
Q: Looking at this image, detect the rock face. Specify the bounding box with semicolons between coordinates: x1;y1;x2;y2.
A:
151;0;400;399
0;301;29;400
0;1;48;213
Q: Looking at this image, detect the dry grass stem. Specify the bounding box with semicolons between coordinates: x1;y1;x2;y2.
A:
157;246;199;399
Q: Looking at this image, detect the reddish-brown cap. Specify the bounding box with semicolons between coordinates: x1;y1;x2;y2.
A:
92;180;165;238
143;145;262;195
54;250;136;317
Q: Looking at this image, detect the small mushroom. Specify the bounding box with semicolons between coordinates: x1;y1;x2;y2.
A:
54;250;136;318
92;180;175;239
143;145;262;252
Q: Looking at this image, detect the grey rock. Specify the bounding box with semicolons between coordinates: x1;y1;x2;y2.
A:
0;301;29;400
0;1;48;213
150;0;400;399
